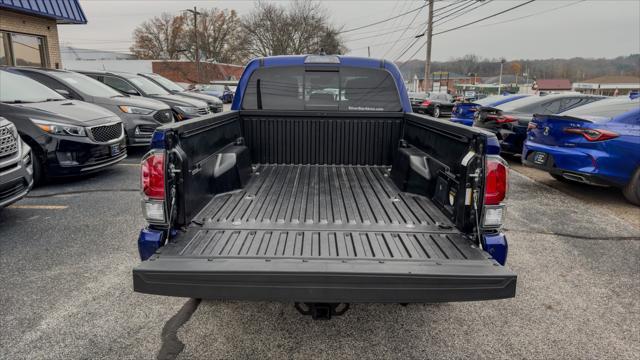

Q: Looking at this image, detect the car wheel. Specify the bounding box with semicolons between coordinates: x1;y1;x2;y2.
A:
433;106;440;118
31;153;46;186
622;167;640;206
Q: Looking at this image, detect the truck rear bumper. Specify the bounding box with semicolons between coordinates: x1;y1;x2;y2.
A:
133;257;516;303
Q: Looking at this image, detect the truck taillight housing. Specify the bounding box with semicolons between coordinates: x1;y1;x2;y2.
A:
141;151;167;224
141;151;165;199
485;156;508;205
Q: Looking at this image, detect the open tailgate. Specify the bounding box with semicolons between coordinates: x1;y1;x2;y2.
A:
133;231;516;303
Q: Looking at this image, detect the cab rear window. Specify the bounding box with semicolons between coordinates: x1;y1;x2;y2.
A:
241;66;402;112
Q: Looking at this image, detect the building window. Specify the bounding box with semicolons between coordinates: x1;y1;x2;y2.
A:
0;31;48;67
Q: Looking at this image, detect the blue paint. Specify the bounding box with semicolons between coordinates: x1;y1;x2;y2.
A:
523;98;640;187
231;55;413;113
0;0;87;24
482;233;508;265
138;228;165;261
486;136;502;156
450;95;528;127
150;130;165;150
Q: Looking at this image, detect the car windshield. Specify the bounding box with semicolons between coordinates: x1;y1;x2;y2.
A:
146;74;184;92
476;95;511;106
408;92;427;100
497;95;548;111
559;98;640;122
57;71;123;98
0;70;65;103
129;76;170;95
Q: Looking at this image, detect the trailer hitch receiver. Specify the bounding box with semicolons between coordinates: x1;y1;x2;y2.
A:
294;303;350;320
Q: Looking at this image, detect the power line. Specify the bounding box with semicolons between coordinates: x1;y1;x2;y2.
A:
472;0;586;29
338;4;427;34
433;0;493;27
433;0;536;36
381;4;425;58
396;0;537;64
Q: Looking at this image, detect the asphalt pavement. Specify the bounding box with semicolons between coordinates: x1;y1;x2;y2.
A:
1;144;639;359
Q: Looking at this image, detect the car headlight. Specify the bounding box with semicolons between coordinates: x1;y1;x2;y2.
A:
118;105;154;115
31;119;86;137
174;106;199;115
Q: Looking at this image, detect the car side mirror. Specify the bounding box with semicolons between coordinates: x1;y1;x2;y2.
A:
125;89;140;96
55;89;71;98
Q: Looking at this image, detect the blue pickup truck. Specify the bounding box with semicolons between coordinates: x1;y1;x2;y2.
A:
132;55;516;319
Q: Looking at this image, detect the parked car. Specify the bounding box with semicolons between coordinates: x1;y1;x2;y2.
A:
523;96;640;205
137;73;224;114
194;84;234;103
0;69;126;184
473;93;605;154
0;117;33;208
408;92;454;118
78;71;210;121
451;94;529;126
133;55;516;319
11;68;174;147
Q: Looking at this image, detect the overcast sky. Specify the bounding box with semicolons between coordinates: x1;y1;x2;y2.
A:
59;0;640;62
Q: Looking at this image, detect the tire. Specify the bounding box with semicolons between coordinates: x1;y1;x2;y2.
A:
31;153;46;186
432;106;440;118
622;167;640;206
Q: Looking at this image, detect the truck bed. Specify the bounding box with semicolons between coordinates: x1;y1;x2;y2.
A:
134;164;516;303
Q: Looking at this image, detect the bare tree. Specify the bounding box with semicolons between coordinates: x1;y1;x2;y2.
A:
181;8;247;64
242;0;346;58
130;13;187;59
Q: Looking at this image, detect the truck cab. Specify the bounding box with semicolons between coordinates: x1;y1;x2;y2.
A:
132;55;516;318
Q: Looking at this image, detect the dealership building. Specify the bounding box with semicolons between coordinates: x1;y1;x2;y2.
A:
573;75;640;96
0;0;86;69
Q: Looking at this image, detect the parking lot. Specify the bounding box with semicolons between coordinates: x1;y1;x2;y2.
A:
1;113;638;359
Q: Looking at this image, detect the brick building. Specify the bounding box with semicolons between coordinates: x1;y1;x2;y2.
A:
0;0;86;69
152;61;245;84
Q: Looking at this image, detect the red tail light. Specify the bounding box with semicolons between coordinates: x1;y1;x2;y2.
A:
486;114;518;124
421;100;431;106
141;151;165;199
485;156;508;205
563;128;619;142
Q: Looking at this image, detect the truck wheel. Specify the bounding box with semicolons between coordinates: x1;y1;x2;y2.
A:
433;106;440;118
622;167;640;206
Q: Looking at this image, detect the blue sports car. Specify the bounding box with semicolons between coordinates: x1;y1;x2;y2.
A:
196;84;234;103
451;94;529;126
522;96;640;205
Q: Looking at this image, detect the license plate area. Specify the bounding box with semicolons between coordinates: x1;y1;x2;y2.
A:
110;144;121;156
533;152;547;165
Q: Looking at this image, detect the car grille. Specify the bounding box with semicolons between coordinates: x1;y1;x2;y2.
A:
0;125;18;160
196;107;210;116
209;104;223;113
153;110;174;123
89;123;123;143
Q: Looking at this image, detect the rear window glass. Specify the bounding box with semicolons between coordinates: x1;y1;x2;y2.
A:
242;66;402;111
560;98;639;122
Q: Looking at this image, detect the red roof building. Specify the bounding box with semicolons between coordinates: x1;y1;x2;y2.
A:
533;79;572;91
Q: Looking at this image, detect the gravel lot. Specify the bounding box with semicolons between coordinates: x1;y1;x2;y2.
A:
1;141;638;359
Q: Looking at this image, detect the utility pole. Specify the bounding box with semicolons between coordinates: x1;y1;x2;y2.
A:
184;6;202;83
423;0;434;93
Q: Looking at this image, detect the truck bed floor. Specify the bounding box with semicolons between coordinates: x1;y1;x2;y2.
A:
163;165;486;261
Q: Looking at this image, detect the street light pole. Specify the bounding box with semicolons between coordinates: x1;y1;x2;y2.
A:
184;6;202;83
498;58;506;94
